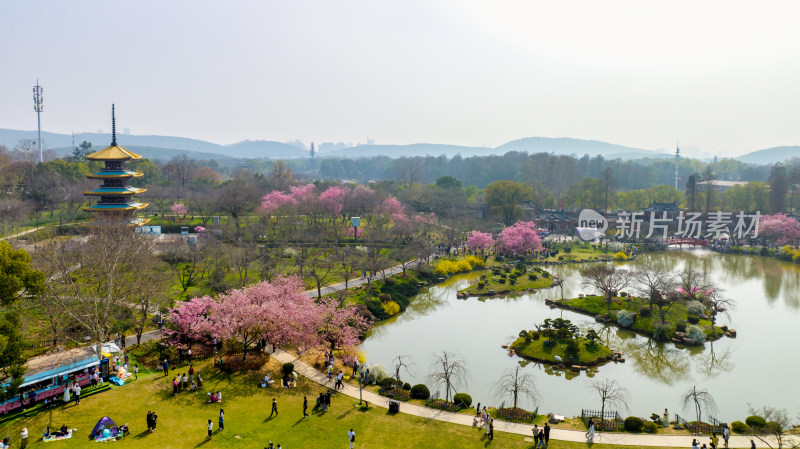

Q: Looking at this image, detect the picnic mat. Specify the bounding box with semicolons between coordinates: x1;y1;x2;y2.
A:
43;429;73;442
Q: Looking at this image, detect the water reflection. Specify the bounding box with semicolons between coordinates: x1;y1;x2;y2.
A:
695;340;733;377
617;338;690;384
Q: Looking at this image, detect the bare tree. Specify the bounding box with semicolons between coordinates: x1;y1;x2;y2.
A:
492;366;539;411
632;260;677;311
160;241;206;294
590;378;629;429
747;405;800;449
392;355;415;390
39;216;164;359
427;351;469;403
580;264;632;316
703;289;735;335
681;386;717;423
308;245;338;298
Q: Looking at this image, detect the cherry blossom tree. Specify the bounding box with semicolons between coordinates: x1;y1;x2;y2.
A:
259;190;296;215
467;231;494;253
163;295;216;349
319;186;346;220
170;202;188;217
759;213;800;246
290;183;317;213
496;221;542;255
378;196;404;216
315;298;371;356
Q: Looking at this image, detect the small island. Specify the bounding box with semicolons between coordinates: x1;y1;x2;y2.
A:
509;318;619;369
460;265;554;297
547;293;730;345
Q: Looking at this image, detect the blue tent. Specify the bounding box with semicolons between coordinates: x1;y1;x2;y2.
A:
90;416;116;438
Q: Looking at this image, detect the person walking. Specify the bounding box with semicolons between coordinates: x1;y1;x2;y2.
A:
218;409;224;431
189;364;194;384
152;412;158;431
172;377;178;395
544;423;551;448
74;384;81;405
347;429;356;449
146;411;152;432
163;359;169;377
133;364;139;381
488;420;494;441
182;373;188;391
751;440;756;449
207;419;213;440
538;427;545;448
325;392;331;411
722;425;730;448
586;418;595;443
20;427;28;448
269;398;278;418
533;425;540;447
303;396;309;418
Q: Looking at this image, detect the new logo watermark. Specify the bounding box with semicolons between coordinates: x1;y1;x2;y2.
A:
576;209;608;241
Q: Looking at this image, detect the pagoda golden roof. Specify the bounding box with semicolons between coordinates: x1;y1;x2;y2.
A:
85;145;142;161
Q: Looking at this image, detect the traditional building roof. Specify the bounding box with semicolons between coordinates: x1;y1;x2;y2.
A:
86;170;143;179
85;145;142;161
81;201;150;212
82;186;147;195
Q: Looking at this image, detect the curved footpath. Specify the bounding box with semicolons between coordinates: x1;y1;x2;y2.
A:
274;348;783;448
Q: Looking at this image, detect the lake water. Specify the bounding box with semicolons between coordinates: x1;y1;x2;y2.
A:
361;250;800;421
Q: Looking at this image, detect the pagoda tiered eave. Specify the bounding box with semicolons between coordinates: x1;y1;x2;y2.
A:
87;170;143;179
82;186;147;196
85;145;142;161
81;202;150;212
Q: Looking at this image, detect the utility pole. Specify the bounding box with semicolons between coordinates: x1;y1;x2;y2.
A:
674;144;680;190
33;80;44;163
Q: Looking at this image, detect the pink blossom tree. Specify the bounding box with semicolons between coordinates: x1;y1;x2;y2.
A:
170;202;188;218
345;185;376;217
259;190;296;215
759;213;800;246
496;221;542;255
319;186;346;219
290;183;317;213
163;295;216;349
467;231;494;253
315;298;371;355
378;196;404;216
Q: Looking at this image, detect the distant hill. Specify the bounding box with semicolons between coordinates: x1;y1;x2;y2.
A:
46;145;235;162
736;146;800;165
0;129;307;160
324;143;493;158
495;137;670;159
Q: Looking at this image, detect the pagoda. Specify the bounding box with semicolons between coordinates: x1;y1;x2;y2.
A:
82;105;150;225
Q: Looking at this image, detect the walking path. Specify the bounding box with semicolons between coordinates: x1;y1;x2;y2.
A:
273;349;778;448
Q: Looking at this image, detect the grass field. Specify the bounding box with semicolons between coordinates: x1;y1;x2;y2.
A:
510;335;613;366
0;355;687;449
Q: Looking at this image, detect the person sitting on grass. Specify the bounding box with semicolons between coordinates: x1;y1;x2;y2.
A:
190;381;197;391
261;374;274;388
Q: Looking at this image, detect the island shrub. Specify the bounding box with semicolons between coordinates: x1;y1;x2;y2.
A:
558;256;565;261
687;301;706;316
675;322;687;333
730;421;748;433
379;293;392;302
542;271;550;278
746;416;767;428
614;251;628;261
382;301;400;316
465;255;485;268
643;421;658;433
477;281;485;289
639;308;652;318
543;339;557;348
509;279;517;285
686;325;706;344
453;393;472;408
616;310;635;328
564;338;580;358
366;298;387;319
282;363;294;375
410;384;430;399
403;382;411;391
624;416;645;431
384;277;397;286
653;324;671;341
513;269;523;276
497;278;506;284
528;274;539;281
687;315;700;325
531;330;540;340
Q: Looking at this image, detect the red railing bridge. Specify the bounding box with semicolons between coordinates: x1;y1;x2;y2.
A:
666;238;708;247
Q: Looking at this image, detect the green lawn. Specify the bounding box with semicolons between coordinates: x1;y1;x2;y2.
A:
511;336;613;366
462;268;554;296
0;355;687;449
557;296;725;341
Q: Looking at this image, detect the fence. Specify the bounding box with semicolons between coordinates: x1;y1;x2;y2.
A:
675;413;726;435
581;409;624;431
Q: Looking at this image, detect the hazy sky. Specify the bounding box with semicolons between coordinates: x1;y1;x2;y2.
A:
2;1;799;155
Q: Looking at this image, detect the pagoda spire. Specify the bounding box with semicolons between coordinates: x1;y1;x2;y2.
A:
111;104;117;146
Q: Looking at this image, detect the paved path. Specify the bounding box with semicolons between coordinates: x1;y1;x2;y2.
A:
273;349;777;448
303;261;417;298
1;225;49;241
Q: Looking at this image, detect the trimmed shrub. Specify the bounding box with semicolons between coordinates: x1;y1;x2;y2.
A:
653;324;671;341
528;274;539;281
382;301;400;316
281;363;294;375
686;325;706;344
624;416;645;431
617;310;635;328
687;315;700;325
643;421;658;433
384;277;397;286
453;392;472;408
369;365;389;384
614;251;628;261
477;281;485;289
379;377;396;389
379;293;392;302
531;330;540;340
687;301;706;316
639;308;652;318
675;322;687;333
402;382;411;391
746;416;767;428
410;384;430;400
731;421;748;434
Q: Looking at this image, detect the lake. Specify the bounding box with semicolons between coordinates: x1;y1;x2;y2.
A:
361;250;800;421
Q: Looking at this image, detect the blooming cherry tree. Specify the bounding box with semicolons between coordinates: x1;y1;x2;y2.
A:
759;213;800;246
163;295;216;349
319;186;346;219
496;221;542;255
260;190;296;214
170;202;188;217
467;231;494;252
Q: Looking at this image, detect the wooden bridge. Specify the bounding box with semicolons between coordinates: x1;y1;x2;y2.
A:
666;238;708;247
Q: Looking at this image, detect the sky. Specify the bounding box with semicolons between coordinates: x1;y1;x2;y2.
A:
1;1;799;156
